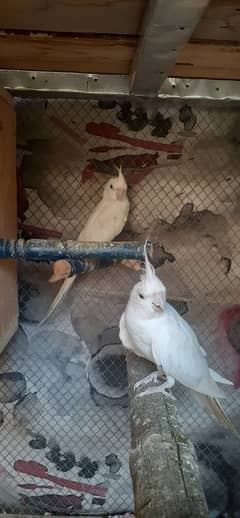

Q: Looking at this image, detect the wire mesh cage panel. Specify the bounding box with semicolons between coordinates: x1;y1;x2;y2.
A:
0;96;239;516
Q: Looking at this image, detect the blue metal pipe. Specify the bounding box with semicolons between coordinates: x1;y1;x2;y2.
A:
0;239;150;262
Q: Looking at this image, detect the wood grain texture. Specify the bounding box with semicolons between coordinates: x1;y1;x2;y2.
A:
0;33;136;74
171;41;240;80
0;0;239;42
0;0;147;35
0;32;240;79
194;0;240;42
0;89;18;353
127;352;208;518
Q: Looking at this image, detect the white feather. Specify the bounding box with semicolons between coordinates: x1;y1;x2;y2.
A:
150;304;226;399
209;368;233;386
39;275;76;325
40;167;129;324
120;252;238;437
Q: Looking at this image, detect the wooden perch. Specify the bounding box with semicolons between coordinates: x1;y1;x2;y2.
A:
127;352;209;518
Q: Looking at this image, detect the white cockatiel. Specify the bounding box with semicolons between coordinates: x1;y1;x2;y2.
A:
40;167;129;324
120;245;240;437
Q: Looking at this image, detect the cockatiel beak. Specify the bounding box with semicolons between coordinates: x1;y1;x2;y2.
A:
152;294;165;312
116;188;126;201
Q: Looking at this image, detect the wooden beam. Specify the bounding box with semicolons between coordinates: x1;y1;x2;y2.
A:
171;40;240;80
0;33;136;75
193;0;240;42
0;0;239;44
127;352;209;518
0;0;147;35
0;32;240;80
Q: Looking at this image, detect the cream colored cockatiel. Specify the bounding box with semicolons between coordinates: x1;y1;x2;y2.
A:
40;167;129;324
120;245;240;439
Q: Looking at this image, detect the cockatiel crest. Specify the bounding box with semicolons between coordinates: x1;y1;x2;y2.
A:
130;242;166;318
103;166;128;202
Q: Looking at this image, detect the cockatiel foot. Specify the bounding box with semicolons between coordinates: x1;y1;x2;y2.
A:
49;259;72;283
137;386;176;400
121;259;141;272
136;376;176;400
134;370;164;390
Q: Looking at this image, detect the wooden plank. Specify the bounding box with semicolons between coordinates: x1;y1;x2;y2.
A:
171;41;240;80
0;33;136;74
0;32;240;80
0;0;239;42
0;89;18;353
127;352;209;518
0;0;147;35
193;0;240;42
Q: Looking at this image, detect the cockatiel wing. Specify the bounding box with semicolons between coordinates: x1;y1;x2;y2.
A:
120;312;140;354
119;312;133;351
196;345;232;385
120;312;152;361
150;307;239;437
39;274;76;325
209;368;233;385
150;304;227;399
80;199;129;242
197;344;232;385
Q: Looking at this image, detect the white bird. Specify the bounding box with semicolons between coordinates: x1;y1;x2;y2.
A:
40;167;129;324
119;244;240;438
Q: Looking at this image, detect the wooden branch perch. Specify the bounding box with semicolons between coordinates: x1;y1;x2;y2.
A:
127;352;209;518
